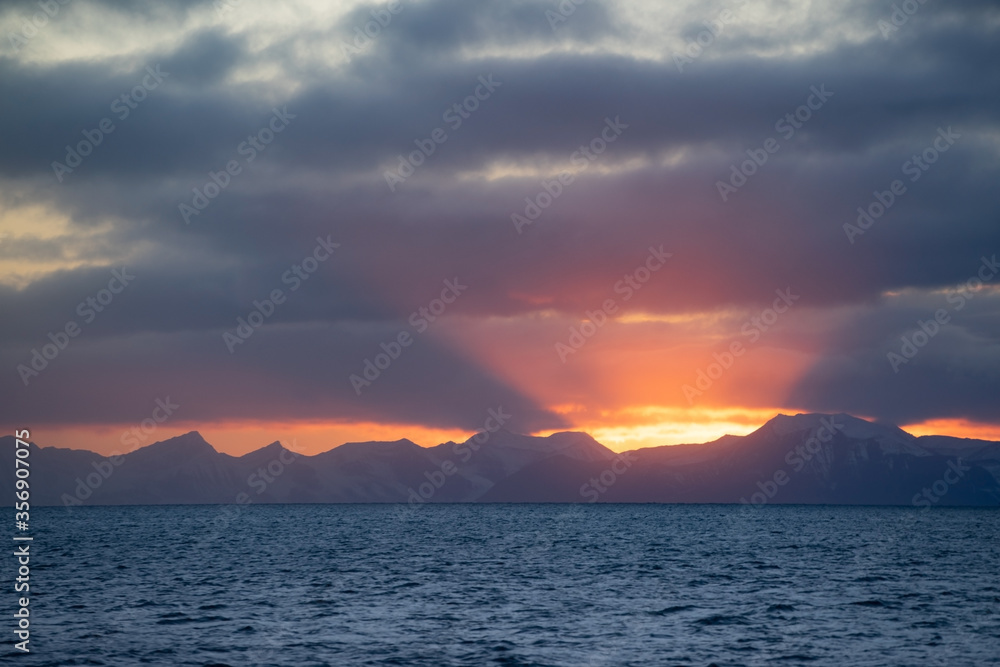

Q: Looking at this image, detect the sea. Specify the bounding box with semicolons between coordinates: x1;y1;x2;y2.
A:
7;504;1000;666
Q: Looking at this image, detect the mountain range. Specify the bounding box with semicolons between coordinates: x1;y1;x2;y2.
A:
5;413;1000;507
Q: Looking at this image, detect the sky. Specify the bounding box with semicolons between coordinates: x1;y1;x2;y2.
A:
0;0;998;456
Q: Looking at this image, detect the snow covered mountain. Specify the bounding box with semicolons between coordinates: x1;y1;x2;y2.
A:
4;414;998;507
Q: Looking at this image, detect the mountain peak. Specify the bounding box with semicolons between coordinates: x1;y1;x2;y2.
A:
321;437;421;457
462;429;616;462
165;430;211;445
763;412;925;456
767;412;862;435
239;441;293;459
769;411;880;433
7;414;1000;506
130;431;217;457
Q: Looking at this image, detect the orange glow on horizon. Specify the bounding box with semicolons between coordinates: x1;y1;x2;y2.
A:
26;420;474;457
902;418;1000;442
19;411;1000;458
536;406;783;452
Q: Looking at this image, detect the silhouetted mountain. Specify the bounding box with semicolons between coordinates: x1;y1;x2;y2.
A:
503;413;1000;505
3;414;999;507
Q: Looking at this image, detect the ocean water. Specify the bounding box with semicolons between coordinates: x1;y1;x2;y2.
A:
9;504;1000;666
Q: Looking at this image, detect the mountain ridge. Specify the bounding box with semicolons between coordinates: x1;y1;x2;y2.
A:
4;414;999;507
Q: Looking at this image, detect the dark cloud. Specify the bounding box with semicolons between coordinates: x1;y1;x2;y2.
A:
788;290;1000;425
0;321;569;432
1;0;998;431
337;0;626;57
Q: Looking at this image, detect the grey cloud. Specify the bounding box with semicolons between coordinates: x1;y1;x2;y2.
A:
1;0;998;431
0;321;569;432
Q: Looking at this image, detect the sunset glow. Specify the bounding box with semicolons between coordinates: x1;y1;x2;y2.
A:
0;0;996;460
